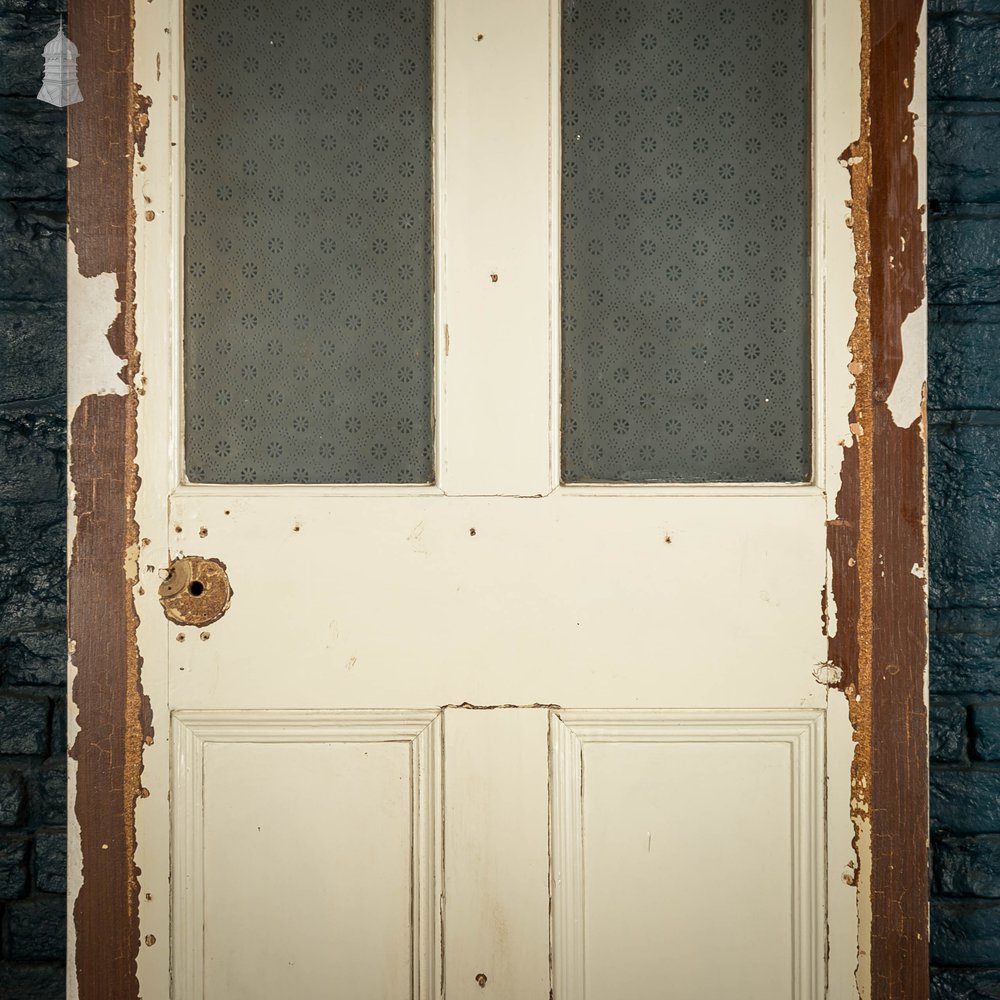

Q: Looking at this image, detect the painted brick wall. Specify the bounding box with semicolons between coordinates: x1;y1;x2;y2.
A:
0;1;68;997
929;0;1000;995
0;1;994;997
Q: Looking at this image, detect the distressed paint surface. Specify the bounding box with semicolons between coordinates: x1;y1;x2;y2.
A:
66;1;151;998
827;1;929;997
158;555;233;628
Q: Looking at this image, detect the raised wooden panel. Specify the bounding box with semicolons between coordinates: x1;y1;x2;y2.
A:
550;710;824;1000
172;711;442;1000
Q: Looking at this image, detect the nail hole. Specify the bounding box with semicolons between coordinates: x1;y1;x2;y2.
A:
188;580;205;597
475;973;488;988
200;631;210;641
475;32;484;40
489;273;498;283
469;527;476;536
176;633;185;642
198;527;208;538
174;525;182;533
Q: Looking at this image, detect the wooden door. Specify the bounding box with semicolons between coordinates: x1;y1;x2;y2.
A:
66;1;930;999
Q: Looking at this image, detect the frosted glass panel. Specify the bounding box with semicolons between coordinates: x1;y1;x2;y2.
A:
561;0;811;483
184;0;433;484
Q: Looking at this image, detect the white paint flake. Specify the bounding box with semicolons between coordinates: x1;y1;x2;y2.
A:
68;237;126;410
885;306;926;429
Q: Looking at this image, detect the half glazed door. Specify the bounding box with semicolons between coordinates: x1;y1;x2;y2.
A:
66;0;929;998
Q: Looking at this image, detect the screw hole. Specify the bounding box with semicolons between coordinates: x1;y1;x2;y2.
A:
476;973;488;988
188;580;205;597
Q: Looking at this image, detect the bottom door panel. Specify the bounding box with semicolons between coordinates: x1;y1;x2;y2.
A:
550;710;825;1000
171;711;442;1000
170;708;825;1000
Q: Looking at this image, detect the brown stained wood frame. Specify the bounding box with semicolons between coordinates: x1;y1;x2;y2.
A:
826;1;929;997
66;0;929;997
67;2;152;998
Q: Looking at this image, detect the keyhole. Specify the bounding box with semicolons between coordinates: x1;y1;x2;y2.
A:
475;973;487;988
188;580;205;597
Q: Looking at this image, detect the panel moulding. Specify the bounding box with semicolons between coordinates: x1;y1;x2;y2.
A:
170;710;443;1000
548;709;825;1000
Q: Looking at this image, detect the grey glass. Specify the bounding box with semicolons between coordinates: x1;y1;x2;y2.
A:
561;0;811;483
184;0;434;484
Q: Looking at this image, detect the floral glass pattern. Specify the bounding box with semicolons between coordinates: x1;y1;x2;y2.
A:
184;0;433;484
561;0;811;482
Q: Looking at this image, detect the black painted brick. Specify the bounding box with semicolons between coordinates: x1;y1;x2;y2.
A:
27;761;64;827
929;417;1000;609
32;828;63;894
932;768;1000;835
0;302;67;407
0;771;25;827
0;412;63;506
934;697;971;763
930;319;1000;411
0;694;48;755
930;14;1000;101
933;610;1000;696
930;216;1000;306
930;108;1000;208
0;962;64;1000
936;836;1000;898
5;896;65;961
0;99;64;202
972;703;1000;760
933;901;1000;966
0;835;29;899
3;633;67;688
0;202;65;305
0;14;65;98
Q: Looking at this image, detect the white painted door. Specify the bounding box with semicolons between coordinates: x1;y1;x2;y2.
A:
124;1;883;997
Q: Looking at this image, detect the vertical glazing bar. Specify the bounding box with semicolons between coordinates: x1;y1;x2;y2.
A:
438;0;554;497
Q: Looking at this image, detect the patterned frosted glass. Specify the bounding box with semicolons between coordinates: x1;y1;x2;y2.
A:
561;0;811;483
184;0;433;484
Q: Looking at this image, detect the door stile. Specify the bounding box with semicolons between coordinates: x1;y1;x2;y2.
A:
824;1;930;997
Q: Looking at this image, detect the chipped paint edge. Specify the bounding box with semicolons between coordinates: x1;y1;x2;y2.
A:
825;2;929;998
66;0;155;997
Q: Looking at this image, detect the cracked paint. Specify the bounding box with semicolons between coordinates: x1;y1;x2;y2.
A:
826;1;929;998
67;1;153;998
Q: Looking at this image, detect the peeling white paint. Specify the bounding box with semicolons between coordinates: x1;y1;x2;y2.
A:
825;548;839;640
911;562;926;580
886;14;929;434
885;306;926;428
67;238;126;411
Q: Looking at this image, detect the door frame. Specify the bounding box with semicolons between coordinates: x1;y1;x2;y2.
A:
65;0;929;997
